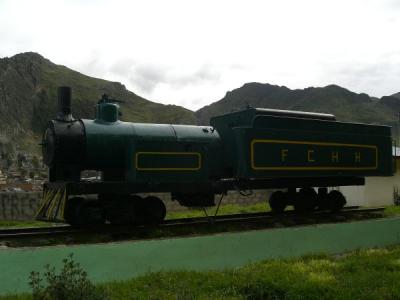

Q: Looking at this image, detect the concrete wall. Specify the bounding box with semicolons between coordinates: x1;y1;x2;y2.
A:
339;158;400;207
339;174;399;207
0;192;41;220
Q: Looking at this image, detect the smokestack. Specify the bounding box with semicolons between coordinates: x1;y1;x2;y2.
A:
56;86;74;121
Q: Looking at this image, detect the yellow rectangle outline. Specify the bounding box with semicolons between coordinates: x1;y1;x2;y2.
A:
250;139;378;171
135;151;202;171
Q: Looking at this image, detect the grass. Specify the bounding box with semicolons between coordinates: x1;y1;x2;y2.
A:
166;202;400;220
383;205;400;217
101;247;400;299
166;202;270;219
3;245;400;299
0;220;55;229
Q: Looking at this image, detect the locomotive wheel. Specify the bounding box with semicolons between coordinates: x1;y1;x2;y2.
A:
79;201;105;225
64;197;84;226
293;188;318;212
327;190;346;212
143;196;166;224
103;195;166;225
269;191;287;213
106;197;137;225
64;197;105;226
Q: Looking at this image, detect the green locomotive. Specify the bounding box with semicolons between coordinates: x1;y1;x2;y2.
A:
37;87;393;225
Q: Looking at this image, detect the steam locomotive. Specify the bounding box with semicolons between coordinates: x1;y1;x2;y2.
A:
37;87;393;225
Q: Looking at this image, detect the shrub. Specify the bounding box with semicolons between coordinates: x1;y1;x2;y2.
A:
29;253;107;300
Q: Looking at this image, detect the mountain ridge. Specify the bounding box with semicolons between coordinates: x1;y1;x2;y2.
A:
195;82;400;131
0;52;196;153
1;52;400;155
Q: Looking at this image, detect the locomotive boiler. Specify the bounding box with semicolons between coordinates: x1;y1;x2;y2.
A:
37;87;393;225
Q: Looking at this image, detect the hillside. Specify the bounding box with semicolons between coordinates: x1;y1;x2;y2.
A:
392;92;400;99
0;52;196;153
196;83;400;134
1;52;400;156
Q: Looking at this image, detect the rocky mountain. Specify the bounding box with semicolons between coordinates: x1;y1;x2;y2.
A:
0;52;196;154
392;92;400;99
196;83;400;136
1;52;400;156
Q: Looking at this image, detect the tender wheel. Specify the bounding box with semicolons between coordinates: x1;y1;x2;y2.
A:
294;188;317;212
143;196;166;223
327;190;346;212
316;187;329;210
269;191;287;213
130;195;147;224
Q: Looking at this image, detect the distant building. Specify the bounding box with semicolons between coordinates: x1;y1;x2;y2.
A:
340;147;400;207
0;169;7;185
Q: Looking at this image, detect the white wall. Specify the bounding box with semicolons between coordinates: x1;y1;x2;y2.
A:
340;160;400;207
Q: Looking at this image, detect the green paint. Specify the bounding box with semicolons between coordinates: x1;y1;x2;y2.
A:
1;217;400;295
211;107;393;178
82;119;222;183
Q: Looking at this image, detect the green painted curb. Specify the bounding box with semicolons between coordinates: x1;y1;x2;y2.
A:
1;216;400;295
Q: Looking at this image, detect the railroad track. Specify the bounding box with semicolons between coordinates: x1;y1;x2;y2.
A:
0;206;385;246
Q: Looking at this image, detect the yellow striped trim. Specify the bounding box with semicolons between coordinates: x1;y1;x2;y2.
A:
36;188;68;221
135;152;202;171
250;139;378;171
47;189;61;220
60;189;67;219
35;189;54;218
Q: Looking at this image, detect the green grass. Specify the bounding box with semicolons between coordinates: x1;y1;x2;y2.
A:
166;202;270;219
101;247;400;299
165;202;400;220
3;245;400;299
383;205;400;217
0;220;55;229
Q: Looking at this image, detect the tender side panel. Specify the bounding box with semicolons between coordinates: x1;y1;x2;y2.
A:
251;139;377;171
233;127;393;178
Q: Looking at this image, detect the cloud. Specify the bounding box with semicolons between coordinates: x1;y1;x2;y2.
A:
109;59;166;93
109;59;221;95
1;0;400;110
169;65;222;88
378;0;400;9
317;52;400;97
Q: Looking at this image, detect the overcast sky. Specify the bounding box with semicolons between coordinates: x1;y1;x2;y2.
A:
0;0;399;110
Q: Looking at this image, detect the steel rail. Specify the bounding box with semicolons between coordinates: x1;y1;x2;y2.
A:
0;205;361;236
